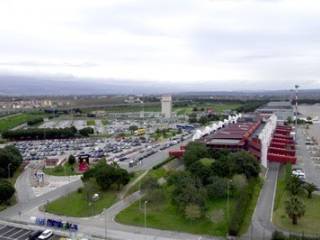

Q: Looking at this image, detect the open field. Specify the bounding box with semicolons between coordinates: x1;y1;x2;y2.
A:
46;188;118;217
174;102;242;115
43;163;80;176
0;112;46;133
116;194;235;236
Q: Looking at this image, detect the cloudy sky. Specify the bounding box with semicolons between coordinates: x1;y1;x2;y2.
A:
0;0;320;90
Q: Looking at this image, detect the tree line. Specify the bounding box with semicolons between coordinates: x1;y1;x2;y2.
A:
2;126;95;140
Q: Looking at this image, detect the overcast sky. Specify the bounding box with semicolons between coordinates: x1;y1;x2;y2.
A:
0;0;320;90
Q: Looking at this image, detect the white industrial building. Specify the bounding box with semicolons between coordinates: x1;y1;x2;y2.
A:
161;96;172;118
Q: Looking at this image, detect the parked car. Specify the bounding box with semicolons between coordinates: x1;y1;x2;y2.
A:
27;230;42;240
37;229;53;240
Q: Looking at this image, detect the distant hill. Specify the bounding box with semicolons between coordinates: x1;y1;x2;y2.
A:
0;74;177;96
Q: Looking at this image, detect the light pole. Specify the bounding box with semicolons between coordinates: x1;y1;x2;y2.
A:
104;208;107;240
144;201;148;232
7;163;12;179
227;179;232;232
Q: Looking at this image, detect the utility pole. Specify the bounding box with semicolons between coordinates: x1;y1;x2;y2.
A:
104;208;107;240
295;84;299;132
144;201;148;232
7;163;12;178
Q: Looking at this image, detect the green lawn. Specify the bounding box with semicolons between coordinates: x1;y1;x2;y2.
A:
87;120;96;126
0;112;46;133
173;102;242;115
273;165;320;235
43;163;80;176
46;189;117;217
116;194;235;236
200;158;215;167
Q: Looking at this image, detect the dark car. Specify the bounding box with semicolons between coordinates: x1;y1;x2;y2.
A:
27;230;43;240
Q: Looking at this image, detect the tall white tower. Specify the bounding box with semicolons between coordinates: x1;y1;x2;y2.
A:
161;95;172;118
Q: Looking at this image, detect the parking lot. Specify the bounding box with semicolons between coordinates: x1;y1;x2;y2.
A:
0;224;60;240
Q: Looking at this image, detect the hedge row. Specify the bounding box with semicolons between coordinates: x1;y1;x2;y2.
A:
272;231;320;240
228;178;259;236
152;157;175;170
2;127;77;140
27;117;44;126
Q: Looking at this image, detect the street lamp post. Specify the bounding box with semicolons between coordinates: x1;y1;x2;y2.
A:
227;179;232;232
7;163;12;179
104;208;107;240
144;201;148;232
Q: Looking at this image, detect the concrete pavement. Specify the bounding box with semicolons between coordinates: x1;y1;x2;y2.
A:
242;162;279;240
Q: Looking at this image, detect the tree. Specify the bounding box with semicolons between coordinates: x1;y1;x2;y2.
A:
199;116;208;126
206;176;228;198
286;175;304;195
0;145;23;178
79;127;94;137
129;125;138;134
185;204;202;220
188;161;212;185
228;151;260;179
232;174;248;194
169;172;207;212
285;196;305;225
183;142;210;167
68;155;76;165
0;180;15;204
303;182;317;199
141;176;159;193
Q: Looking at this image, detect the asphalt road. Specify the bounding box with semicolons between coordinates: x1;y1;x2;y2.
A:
242;162;279;240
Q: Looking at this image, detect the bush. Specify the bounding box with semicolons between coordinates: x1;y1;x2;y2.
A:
0;180;15;204
152;157;174;170
185;204;202;220
27;117;44;126
68;155;76;165
79;127;94;137
272;231;286;240
77;187;83;194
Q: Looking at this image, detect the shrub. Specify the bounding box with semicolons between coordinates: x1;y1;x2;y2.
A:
77;187;83;194
68;155;76;165
185;204;202;220
271;231;286;240
0;180;15;204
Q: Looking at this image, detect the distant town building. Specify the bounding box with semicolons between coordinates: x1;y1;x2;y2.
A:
161;95;172;118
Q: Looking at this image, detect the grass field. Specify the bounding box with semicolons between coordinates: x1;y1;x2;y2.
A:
173;102;242;115
0;112;46;133
46;189;117;217
43;163;80;176
273;165;320;235
116;193;235;236
86;119;96;126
